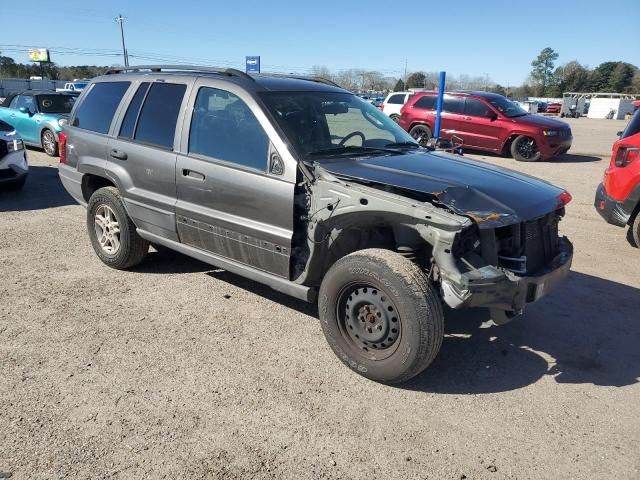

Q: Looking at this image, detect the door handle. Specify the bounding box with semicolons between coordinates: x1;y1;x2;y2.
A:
464;116;472;120
10;114;16;118
182;169;205;181
110;149;127;160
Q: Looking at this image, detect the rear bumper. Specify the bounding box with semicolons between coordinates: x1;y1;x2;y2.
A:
0;150;28;185
441;237;573;312
594;182;634;227
58;163;86;206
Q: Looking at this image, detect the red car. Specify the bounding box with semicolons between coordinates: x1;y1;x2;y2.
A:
398;91;572;161
595;107;640;246
545;103;562;114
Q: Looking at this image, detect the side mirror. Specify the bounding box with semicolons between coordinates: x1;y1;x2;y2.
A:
18;107;30;114
617;131;623;137
484;110;498;121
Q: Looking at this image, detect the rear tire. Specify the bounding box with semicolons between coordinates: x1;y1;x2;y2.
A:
87;187;149;269
409;125;432;146
511;135;541;162
318;248;444;384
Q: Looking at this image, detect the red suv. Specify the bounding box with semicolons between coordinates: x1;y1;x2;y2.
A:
595;107;640;247
398;91;572;161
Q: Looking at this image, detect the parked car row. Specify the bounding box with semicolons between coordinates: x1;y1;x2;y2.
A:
382;90;572;161
0;91;76;157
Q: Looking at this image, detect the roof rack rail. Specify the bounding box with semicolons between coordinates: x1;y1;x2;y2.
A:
105;64;254;81
259;73;341;88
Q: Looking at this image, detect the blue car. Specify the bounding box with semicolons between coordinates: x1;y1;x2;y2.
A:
0;91;76;156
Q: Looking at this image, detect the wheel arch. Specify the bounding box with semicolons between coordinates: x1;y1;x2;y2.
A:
81;174;116;203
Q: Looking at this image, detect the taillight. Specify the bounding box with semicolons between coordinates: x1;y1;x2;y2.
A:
380;103;385;112
614;146;639;167
557;191;572;209
58;131;67;164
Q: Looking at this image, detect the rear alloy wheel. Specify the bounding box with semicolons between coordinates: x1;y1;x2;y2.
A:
318;248;444;384
41;129;58;157
390;114;400;123
87;186;149;269
511;135;541;162
409;125;432;146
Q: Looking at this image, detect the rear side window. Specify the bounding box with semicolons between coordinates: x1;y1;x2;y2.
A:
387;94;406;105
134;83;186;149
119;82;150;139
189;87;268;171
413;96;436;110
621;110;640;139
464;98;492;117
443;96;464;114
72;82;130;134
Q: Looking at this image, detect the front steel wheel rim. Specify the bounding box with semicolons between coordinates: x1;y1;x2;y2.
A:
337;284;401;360
517;138;537;159
94;205;121;254
42;131;56;155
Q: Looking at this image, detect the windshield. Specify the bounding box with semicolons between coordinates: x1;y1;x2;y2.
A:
260;91;417;159
73;82;88;89
37;94;75;114
486;96;528;118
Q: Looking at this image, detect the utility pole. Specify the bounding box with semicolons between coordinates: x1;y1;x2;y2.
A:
115;14;129;67
404;59;408;84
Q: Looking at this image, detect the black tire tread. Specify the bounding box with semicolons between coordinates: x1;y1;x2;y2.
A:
510;134;541;162
319;248;444;384
87;186;148;269
632;211;640;248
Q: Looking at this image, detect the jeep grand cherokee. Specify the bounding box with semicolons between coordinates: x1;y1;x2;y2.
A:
58;65;573;384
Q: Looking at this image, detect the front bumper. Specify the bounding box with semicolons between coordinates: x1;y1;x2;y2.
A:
538;136;572;159
441;237;573;311
594;183;633;227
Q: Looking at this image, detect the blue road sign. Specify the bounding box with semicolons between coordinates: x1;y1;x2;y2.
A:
246;56;260;74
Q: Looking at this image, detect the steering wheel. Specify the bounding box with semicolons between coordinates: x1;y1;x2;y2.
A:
339;131;365;146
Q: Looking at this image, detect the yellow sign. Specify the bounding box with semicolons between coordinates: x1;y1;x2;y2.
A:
28;48;50;62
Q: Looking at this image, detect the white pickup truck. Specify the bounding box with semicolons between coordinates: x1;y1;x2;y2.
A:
55;81;89;93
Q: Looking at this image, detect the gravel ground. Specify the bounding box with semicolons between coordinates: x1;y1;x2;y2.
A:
1;118;639;479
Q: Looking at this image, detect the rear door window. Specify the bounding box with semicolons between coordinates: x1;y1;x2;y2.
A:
72;82;130;134
464;98;492;117
134;83;186;149
387;94;406;105
413;96;436;110
443;96;464;114
119;82;150;139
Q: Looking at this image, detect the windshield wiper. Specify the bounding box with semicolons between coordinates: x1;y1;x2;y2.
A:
308;145;394;157
383;141;420;149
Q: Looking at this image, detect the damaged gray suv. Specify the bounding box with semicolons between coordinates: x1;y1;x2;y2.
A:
59;65;573;384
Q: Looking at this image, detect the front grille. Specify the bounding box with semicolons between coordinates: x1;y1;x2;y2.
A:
496;212;560;275
522;214;559;274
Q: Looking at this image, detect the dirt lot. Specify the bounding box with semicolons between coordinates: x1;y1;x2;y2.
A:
1;118;639;479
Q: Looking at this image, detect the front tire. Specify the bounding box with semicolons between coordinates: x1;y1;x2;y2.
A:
87;187;149;269
41;129;58;157
318;249;444;384
390;114;400;123
511;135;541;162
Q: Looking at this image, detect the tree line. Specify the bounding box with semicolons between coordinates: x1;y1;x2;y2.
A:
1;49;638;97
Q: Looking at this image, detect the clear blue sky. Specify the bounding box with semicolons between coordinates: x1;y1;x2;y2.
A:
1;0;639;85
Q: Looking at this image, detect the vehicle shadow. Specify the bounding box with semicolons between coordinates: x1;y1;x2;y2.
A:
405;271;640;393
133;248;213;275
464;149;602;163
0;164;76;212
552;153;602;163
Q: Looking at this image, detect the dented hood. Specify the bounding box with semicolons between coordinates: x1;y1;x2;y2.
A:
320;150;565;228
